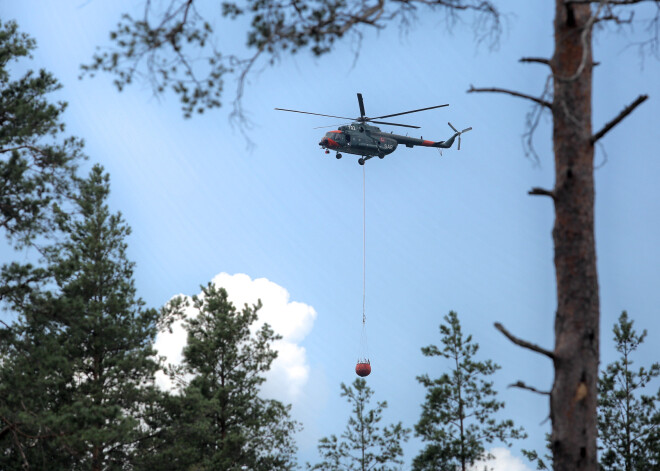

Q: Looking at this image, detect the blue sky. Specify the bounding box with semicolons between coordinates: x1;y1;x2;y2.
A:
3;1;660;469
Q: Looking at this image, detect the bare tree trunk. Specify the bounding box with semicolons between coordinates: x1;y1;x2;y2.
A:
550;2;599;470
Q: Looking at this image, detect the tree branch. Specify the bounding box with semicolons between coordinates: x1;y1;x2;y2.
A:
591;94;649;144
565;0;657;4
509;380;551;396
519;57;551;66
494;322;555;360
520;56;600;67
528;187;556;199
467;85;552;109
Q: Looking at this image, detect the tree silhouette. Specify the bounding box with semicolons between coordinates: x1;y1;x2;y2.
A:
599;311;660;471
142;284;300;471
0;20;84;246
309;378;410;471
414;311;525;471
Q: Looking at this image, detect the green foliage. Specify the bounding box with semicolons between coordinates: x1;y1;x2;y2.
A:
141;283;300;471
0;20;84;246
521;436;551;470
413;311;525;471
82;1;501;118
0;165;160;470
308;378;410;471
598;311;660;471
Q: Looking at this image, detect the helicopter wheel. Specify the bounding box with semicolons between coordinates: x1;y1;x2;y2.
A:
336;153;342;159
378;154;385;159
358;158;365;166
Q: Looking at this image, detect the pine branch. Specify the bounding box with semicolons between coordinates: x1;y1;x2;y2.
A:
467;85;552;109
509;381;551;396
494;322;555;360
591;94;649;144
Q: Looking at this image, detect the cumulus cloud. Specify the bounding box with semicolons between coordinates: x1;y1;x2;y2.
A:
154;273;317;404
468;448;533;471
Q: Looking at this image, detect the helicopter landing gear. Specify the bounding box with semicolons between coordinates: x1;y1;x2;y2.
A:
378;154;385;159
336;153;342;159
325;149;329;154
358;155;374;165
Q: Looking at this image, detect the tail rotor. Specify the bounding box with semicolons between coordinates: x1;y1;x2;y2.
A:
448;122;472;150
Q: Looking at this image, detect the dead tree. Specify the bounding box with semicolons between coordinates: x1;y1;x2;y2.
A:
475;2;651;470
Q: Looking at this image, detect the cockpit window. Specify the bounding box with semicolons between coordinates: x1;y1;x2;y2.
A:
326;131;342;139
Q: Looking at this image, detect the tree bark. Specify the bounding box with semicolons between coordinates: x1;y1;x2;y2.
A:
550;2;599;470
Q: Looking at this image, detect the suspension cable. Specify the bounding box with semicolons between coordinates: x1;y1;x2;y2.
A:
362;163;366;326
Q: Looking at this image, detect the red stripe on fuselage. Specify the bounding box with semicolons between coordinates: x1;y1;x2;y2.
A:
422;140;435;146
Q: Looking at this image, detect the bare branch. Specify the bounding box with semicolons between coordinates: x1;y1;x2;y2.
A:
591;94;649;143
509;380;551;396
565;0;658;4
468;85;552;109
520;57;551;66
494;322;555;360
529;187;556;199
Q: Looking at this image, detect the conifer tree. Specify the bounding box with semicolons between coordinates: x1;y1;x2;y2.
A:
0;165;160;470
0;20;83;246
308;378;410;471
0;263;73;470
598;311;660;471
414;311;525;471
143;283;299;471
524;312;660;471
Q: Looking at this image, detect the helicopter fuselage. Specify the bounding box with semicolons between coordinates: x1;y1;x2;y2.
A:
319;122;458;162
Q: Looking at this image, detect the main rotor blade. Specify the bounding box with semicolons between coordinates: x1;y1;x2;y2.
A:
275;108;355;121
372;104;449;120
313;124;345;129
357;93;366;119
369;120;420;129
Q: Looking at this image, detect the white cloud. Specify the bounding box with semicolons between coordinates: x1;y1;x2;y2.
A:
469;448;533;471
154;273;317;404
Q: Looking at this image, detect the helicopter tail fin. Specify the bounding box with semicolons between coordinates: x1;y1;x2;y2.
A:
432;133;459;149
433;122;472;150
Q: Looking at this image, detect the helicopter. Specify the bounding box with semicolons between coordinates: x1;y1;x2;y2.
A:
275;93;472;165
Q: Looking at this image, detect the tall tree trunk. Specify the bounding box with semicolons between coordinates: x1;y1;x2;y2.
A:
550;2;599;471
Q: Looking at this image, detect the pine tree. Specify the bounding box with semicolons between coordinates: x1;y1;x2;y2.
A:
0;20;83;246
0;263;74;470
0;165;160;470
143;283;299;471
598;311;660;471
414;311;525;471
308;378;410;471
